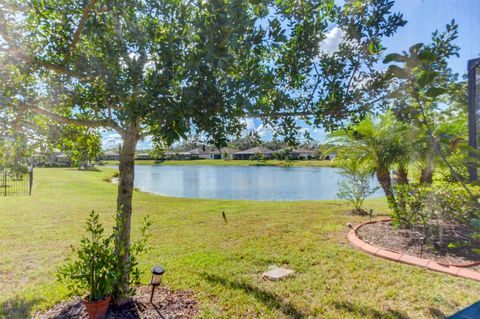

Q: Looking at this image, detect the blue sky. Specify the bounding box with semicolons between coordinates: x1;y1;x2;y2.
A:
102;0;480;149
386;0;480;75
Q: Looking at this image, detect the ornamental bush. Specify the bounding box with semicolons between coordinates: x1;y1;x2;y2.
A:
57;211;116;301
390;183;430;229
390;181;480;246
337;159;379;215
429;181;480;225
58;211;151;303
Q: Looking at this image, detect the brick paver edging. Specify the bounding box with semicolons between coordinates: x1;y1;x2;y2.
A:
347;219;480;282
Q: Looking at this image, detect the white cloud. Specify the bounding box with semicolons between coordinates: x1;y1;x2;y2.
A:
255;123;272;137
102;132;122;149
320;26;344;55
241;118;257;130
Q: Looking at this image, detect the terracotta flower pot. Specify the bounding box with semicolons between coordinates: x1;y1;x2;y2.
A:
84;296;111;319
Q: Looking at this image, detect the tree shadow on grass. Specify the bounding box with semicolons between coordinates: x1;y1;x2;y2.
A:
0;296;44;319
333;300;411;319
427;307;446;318
201;273;307;319
66;167;101;172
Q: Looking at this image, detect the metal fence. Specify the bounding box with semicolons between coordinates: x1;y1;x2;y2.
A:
0;169;33;196
468;57;480;181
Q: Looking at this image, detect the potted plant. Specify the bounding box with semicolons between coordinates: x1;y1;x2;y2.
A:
58;211;115;319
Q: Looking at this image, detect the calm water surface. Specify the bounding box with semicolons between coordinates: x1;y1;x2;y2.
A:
126;165;383;201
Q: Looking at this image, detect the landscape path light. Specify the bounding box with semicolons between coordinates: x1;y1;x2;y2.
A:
150;266;165;303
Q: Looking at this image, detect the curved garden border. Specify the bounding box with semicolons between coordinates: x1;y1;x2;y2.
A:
348;219;480;282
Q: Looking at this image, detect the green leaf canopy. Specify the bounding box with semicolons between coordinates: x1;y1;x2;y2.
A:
0;0;405;145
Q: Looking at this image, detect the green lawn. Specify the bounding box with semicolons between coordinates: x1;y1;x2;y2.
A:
101;159;336;167
1;168;478;318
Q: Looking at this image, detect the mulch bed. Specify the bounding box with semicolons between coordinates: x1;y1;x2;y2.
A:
357;220;480;267
34;286;198;319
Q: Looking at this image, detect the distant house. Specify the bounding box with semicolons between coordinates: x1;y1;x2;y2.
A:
275;147;316;160
323;152;337;161
33;148;71;166
164;151;191;160
219;147;237;160
295;148;316;159
33;148;50;166
188;147;232;160
54;152;72;166
102;151;120;161
187;148;214;160
207;149;222;160
234;147;273;160
163;151;176;160
163;147;237;160
135;153;154;160
192;147;238;160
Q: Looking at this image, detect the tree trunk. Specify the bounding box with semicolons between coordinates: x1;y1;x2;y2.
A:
420;151;433;184
115;127;138;304
376;165;393;200
396;164;409;185
420;166;433;184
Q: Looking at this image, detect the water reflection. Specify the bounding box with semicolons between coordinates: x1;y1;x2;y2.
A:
130;165;384;201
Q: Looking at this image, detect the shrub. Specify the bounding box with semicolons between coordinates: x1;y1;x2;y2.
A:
58;211;152;302
249;152;266;163
390;183;430;229
471;218;480;255
58;211;116;301
337;159;378;215
429;181;479;224
391;181;480;246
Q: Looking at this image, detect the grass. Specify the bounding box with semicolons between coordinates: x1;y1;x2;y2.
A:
101;159;336;167
1;168;479;318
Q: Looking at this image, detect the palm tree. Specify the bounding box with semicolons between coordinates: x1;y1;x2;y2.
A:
411;109;467;184
329;112;409;202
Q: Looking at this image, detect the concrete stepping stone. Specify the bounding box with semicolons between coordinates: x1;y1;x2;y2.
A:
262;267;294;281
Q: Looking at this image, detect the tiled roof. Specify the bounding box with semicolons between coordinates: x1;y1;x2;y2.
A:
234;146;273;155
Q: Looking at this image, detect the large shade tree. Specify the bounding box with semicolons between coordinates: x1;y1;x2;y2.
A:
0;0;404;300
48;124;102;168
0;105;33;172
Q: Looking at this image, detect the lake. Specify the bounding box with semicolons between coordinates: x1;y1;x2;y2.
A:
127;165;384;201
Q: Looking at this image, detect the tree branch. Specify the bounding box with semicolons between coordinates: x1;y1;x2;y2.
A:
66;0;98;60
0;7;93;78
110;10;133;69
244;93;387;119
410;80;479;205
0;23;74;76
306;64;321;105
345;57;361;98
244;111;313;118
30;106;124;135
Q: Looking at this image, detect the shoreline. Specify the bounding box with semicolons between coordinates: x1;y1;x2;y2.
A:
101;159;336;168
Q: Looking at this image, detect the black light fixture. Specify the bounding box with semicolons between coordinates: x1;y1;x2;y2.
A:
412;232;426;258
150;266;164;303
419;236;425;258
